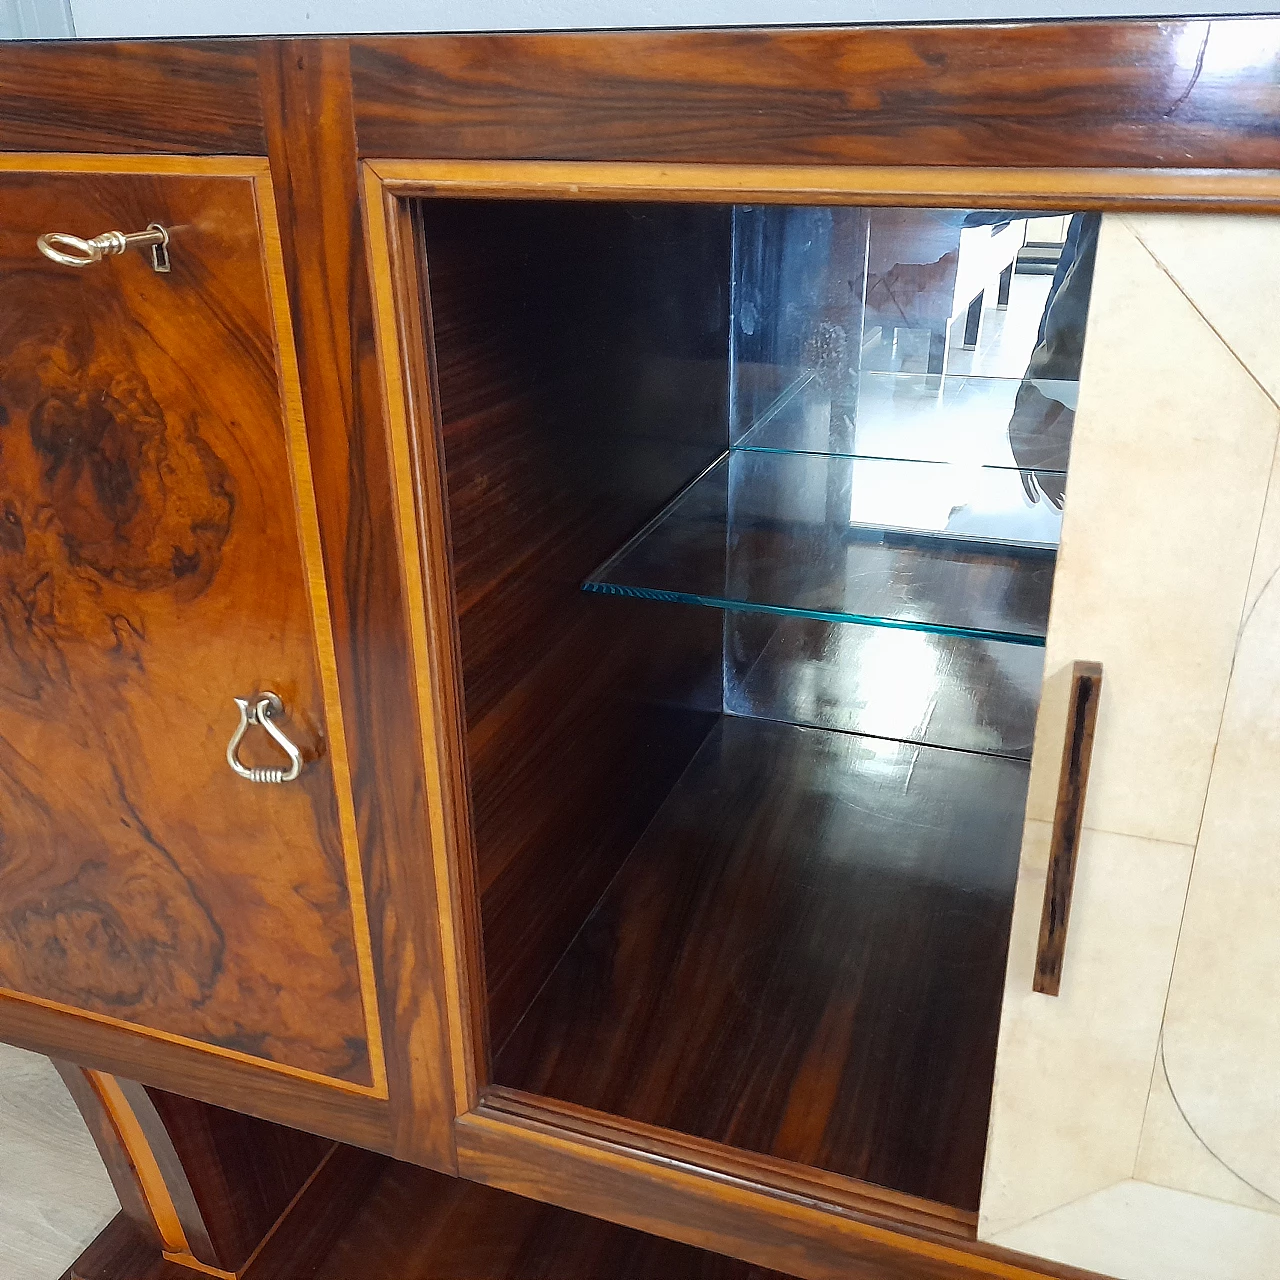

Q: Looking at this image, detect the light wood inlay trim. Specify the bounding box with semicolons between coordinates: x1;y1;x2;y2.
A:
367;159;1280;212
0;153;270;175
360;161;479;1114
1;989;381;1096
82;1070;224;1273
159;1253;238;1279
0;153;386;1098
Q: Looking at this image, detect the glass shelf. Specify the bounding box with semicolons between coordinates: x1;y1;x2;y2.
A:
583;449;1060;646
733;368;1078;473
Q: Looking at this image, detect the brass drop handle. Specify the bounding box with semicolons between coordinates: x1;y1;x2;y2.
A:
37;223;170;273
226;693;304;785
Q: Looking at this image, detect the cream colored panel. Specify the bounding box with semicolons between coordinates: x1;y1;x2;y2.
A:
1123;214;1280;407
979;821;1193;1237
1156;470;1280;1204
989;1180;1280;1280
1136;1051;1278;1215
1023;217;1279;845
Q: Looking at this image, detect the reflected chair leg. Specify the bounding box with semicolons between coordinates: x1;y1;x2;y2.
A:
997;261;1013;308
926;326;948;374
962;291;984;349
52;1061;381;1279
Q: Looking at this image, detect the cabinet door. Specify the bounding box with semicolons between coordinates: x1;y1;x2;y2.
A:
0;160;384;1102
979;214;1280;1277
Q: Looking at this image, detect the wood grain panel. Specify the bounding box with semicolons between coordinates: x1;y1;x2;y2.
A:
0;42;264;155
495;717;1028;1211
0;162;381;1089
351;21;1280;169
259;41;458;1166
413;197;727;1055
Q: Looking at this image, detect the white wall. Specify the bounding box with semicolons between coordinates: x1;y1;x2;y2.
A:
0;0;71;38
43;0;1280;39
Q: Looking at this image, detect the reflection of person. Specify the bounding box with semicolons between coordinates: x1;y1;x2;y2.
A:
1007;214;1101;508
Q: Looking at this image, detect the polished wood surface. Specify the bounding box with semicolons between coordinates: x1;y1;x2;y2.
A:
54;1062;163;1254
457;1106;1108;1280
0;165;378;1088
139;1086;332;1271
361;173;487;1116
495;716;1027;1210
56;1083;382;1280
54;1066;335;1277
485;1088;975;1238
310;1158;800;1280
62;1214;188;1280
351;22;1280;169
1033;660;1103;997
0;42;264;156
371;159;1280;213
727;614;1043;760
260;41;459;1166
415;198;727;1053
81;1072;208;1266
59;1114;1105;1280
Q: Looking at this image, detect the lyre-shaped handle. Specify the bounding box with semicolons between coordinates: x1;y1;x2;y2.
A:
37;223;171;273
226;693;304;784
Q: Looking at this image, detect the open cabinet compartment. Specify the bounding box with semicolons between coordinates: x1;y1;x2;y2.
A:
414;197;1092;1217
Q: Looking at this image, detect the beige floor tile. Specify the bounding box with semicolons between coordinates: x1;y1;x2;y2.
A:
0;1043;118;1280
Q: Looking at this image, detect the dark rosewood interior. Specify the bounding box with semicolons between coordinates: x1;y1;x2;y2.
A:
418;198;1083;1213
308;1156;801;1280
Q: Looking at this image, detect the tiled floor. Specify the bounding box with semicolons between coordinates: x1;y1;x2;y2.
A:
0;1043;118;1280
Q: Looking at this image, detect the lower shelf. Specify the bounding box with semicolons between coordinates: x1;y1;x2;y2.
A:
70;1167;802;1280
310;1162;799;1280
493;714;1029;1212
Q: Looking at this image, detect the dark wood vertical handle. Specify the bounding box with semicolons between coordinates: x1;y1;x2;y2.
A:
1034;660;1103;996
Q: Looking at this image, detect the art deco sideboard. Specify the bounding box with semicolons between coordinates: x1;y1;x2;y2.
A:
1;19;1278;1280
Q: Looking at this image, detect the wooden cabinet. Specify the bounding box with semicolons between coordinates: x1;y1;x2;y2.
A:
3;20;1280;1280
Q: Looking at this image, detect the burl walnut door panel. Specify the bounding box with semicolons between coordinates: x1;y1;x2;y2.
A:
0;158;384;1095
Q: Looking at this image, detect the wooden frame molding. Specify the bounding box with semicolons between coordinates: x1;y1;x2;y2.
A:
359;160;486;1119
368;159;1280;213
455;1103;1106;1280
